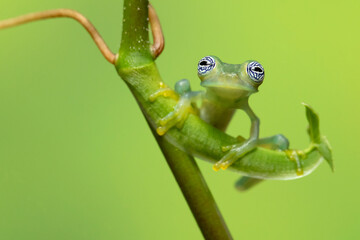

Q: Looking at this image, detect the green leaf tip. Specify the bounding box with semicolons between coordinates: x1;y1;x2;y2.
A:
302;103;334;172
302;102;320;144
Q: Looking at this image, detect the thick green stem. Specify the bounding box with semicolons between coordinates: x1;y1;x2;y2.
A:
149;120;232;239
117;0;232;238
118;0;153;69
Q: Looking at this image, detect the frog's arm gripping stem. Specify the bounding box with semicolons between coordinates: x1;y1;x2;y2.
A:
0;5;164;63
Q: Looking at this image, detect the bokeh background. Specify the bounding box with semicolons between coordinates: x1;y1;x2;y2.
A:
0;0;359;239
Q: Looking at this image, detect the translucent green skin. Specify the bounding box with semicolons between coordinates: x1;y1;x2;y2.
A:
197;56;260;127
116;62;331;180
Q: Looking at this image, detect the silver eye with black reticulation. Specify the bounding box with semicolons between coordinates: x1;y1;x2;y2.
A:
197;56;216;75
247;61;265;83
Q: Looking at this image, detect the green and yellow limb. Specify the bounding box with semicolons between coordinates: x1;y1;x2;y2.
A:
149;82;179;102
234;134;290;190
156;98;197;135
284;149;306;176
213;103;260;171
149;79;202;136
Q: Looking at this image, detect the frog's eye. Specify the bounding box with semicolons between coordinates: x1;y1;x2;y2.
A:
247;61;265;83
197;56;216;75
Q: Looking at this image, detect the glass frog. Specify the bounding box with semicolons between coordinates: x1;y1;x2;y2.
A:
150;55;289;171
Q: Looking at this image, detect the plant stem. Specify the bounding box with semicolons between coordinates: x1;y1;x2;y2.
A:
117;0;232;238
150;120;232;239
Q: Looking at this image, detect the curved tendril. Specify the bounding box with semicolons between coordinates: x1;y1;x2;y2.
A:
0;9;117;64
0;5;164;62
148;4;164;59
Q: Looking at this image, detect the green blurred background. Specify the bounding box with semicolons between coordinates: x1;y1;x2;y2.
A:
0;0;359;239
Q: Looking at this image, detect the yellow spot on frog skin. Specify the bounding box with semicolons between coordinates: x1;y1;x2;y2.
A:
285;149;305;176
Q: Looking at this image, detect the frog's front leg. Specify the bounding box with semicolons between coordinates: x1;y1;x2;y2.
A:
234;135;289;191
213;103;260;171
149;79;203;136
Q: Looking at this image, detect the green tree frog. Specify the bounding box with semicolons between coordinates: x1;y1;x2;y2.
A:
150;55;289;171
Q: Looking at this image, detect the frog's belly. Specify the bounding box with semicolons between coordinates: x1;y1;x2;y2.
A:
200;100;235;132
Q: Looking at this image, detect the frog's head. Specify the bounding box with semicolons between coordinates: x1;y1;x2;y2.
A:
197;55;264;99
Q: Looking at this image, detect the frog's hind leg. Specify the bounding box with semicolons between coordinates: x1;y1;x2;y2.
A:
258;134;289;151
235;176;263;191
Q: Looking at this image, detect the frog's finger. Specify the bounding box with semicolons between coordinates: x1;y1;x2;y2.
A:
149;82;179;102
175;102;196;128
220;151;238;170
159;111;177;126
212;162;222;171
149;88;176;101
222;158;242;170
159;111;179;126
284;149;305;176
157;101;193;135
221;150;252;170
176;110;189;129
219;140;259;170
157;115;181;135
156;126;169;136
212;149;237;171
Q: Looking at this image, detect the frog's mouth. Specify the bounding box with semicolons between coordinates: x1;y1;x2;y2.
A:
201;80;257;93
201;81;258;100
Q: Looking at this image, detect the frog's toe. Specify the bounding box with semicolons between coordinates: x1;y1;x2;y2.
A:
156;104;193;136
156;116;179;135
156;126;168;136
174;105;194;128
175;112;189;129
220;152;238;170
153;89;196;136
215;140;258;171
159;112;177;126
149;82;179;102
284;149;305;176
212;150;237;171
212;162;222;171
221;159;236;170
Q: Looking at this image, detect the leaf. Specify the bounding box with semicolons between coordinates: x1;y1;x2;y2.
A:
302;103;321;144
318;136;334;172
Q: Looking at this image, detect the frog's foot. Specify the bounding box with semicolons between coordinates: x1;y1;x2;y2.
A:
284;149;306;176
156;94;196;136
213;139;257;171
149;82;179;102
